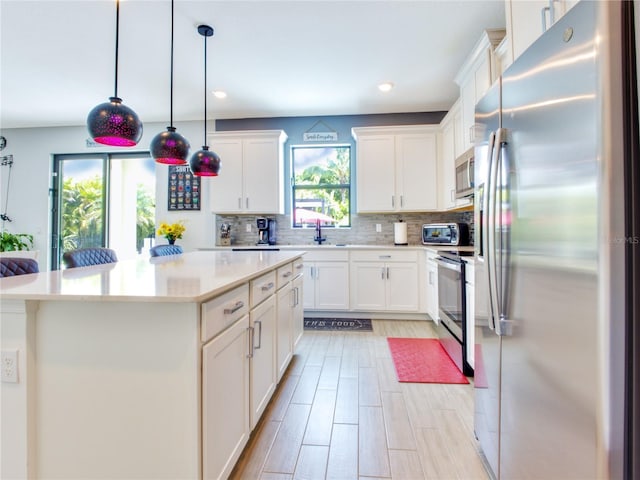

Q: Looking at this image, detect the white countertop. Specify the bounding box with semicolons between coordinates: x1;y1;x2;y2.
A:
203;244;476;253
0;250;304;303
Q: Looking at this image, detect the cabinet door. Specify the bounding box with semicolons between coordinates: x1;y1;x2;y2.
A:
203;316;250;480
302;263;316;309
292;274;304;349
427;261;439;323
276;284;293;382
439;120;456;210
350;262;386;310
356;135;396;212
386;262;419;311
243;137;283;214
315;262;350;310
460;75;476;151
249;296;277;429
209;138;244;213
396;133;438;211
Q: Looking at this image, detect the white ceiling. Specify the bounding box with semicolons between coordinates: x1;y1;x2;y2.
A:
0;0;505;129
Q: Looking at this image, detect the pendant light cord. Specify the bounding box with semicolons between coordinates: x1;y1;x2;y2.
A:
114;0;120;98
203;32;207;146
170;0;175;128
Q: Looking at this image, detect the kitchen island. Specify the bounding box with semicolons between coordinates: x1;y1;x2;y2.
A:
0;250;304;480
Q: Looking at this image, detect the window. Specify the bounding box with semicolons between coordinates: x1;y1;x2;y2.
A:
51;152;156;269
291;145;351;228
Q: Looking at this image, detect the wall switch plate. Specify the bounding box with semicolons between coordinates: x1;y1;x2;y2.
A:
1;350;18;383
376;224;382;233
246;224;252;233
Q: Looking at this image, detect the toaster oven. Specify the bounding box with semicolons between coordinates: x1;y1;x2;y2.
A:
422;223;470;246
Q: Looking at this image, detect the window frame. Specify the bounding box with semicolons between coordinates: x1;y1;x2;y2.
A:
290;143;352;228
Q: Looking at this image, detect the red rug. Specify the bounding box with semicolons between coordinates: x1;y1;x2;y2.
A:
387;337;469;384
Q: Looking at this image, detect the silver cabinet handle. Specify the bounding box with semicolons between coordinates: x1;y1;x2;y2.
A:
379;255;391;259
223;301;245;315
282;271;293;278
253;320;262;350
247;326;254;358
386;267;390;279
400;195;404;207
296;286;300;306
246;197;249;209
261;282;275;292
391;196;395;208
469;125;475;143
381;267;385;280
295;263;304;270
238;197;242;209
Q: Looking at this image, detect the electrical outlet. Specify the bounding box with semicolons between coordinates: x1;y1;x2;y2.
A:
376;224;382;233
1;350;18;383
246;223;252;233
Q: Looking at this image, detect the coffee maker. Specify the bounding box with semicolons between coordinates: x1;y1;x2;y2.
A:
256;217;276;245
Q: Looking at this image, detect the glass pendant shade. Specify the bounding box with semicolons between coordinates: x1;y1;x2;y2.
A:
87;97;143;146
189;146;221;176
150;127;190;165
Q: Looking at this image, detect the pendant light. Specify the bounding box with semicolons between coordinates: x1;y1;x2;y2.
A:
189;25;221;177
87;0;142;147
151;0;190;164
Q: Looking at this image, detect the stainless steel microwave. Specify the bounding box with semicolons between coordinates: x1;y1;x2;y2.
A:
455;148;474;198
422;223;470;246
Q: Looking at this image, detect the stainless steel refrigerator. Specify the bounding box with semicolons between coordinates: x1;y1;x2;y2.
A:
474;1;639;478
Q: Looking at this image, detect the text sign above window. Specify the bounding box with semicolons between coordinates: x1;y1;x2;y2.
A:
303;132;338;142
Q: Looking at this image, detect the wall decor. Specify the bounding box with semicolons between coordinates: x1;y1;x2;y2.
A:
303;119;338;142
168;165;200;210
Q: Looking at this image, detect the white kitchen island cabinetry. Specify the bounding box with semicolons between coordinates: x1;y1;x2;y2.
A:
208;130;287;214
303;249;349;311
276;259;304;381
352;125;439;213
0;250;303;480
350;250;420;312
455;29;505;152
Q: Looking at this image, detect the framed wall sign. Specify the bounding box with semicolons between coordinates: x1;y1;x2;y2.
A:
168;165;201;210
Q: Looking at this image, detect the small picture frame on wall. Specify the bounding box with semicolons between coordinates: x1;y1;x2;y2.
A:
168;165;201;211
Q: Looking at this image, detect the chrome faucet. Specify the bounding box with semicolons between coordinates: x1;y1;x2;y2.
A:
314;220;326;245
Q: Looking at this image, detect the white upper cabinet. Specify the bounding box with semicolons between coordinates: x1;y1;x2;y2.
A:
506;0;579;65
208;130;287;214
352;125;439;213
454;29;505;152
438;101;472;211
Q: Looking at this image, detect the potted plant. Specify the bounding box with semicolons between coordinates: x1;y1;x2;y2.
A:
0;230;38;259
157;221;186;245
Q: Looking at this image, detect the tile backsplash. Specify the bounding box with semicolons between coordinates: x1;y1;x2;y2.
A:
215;211;474;246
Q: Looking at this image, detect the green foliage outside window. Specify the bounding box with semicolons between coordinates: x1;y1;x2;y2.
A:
292;146;351;227
61;176;155;252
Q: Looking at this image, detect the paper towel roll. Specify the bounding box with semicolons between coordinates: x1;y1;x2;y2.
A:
394;221;408;245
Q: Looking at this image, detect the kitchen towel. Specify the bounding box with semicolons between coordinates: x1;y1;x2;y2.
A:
387;337;469;384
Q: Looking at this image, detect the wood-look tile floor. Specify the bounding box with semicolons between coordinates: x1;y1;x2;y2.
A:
229;319;489;480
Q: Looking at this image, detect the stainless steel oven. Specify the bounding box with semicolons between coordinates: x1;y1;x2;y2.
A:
436;251;473;376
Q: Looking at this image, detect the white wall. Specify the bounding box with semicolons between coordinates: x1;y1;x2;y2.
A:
0;120;217;269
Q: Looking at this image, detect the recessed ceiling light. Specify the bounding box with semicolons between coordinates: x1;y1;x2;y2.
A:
213;90;227;99
378;82;394;92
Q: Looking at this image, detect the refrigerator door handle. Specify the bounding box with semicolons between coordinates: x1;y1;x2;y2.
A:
484;131;497;332
491;127;509;336
488;129;505;335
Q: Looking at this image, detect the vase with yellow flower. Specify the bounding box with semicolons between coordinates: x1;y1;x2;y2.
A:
157;221;186;245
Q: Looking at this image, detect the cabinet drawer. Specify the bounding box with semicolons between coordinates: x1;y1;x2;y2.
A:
276;263;294;290
293;258;304;276
251;271;277;307
351;250;418;263
202;284;250;342
303;250;349;262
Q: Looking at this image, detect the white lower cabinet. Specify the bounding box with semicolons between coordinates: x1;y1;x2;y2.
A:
203;315;250;480
276;260;304;382
350;250;419;312
303;251;349;311
426;250;439;323
249;295;277;429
